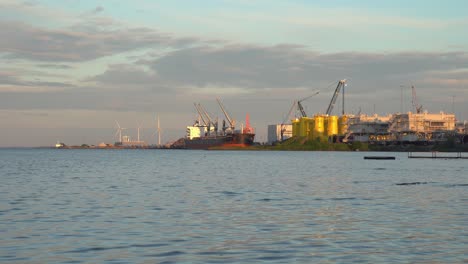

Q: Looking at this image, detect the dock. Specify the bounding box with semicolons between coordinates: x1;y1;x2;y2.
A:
408;152;468;159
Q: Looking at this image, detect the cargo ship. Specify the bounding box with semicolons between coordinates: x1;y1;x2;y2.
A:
184;131;255;149
183;99;255;149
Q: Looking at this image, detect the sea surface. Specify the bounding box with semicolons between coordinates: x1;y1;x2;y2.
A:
0;149;467;263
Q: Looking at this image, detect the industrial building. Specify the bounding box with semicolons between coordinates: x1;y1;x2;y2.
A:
389;111;455;139
281;79;464;144
267;124;292;144
345;114;393;142
344;112;456;143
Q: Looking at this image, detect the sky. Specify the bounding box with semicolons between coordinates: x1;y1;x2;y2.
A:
1;0;468;147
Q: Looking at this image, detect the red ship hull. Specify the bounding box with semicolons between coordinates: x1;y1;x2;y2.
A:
184;133;255;150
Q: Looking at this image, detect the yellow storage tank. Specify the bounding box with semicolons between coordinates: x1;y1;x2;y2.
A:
299;118;307;137
292;119;300;137
308;117;315;138
308;118;315;140
338;115;349;135
313;115;325;138
326;115;338;136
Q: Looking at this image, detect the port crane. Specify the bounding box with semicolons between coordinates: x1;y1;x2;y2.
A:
216;98;236;132
411;85;423;113
194;103;218;135
194;103;209;126
297;91;320;118
325;79;347;115
199;103;218;132
280;100;298;141
278;91;320;141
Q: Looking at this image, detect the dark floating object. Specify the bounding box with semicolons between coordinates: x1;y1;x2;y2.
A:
364;156;395;160
396;182;428;186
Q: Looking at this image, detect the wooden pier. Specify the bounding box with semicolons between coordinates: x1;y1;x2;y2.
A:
408;152;468;159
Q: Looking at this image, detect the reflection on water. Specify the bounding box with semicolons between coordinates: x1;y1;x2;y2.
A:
0;149;467;263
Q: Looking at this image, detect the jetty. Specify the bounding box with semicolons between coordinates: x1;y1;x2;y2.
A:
408;152;468;159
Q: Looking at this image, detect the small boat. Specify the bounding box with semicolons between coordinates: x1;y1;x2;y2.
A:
364;156;395;160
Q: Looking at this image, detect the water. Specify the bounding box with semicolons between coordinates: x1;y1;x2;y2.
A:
1;149;467;263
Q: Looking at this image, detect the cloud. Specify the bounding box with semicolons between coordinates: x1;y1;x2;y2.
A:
151;45;468;93
92;6;104;14
0;20;200;62
87;64;161;88
0;69;75;92
37;64;74;69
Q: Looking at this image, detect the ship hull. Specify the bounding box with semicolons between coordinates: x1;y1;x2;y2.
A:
184;133;255;149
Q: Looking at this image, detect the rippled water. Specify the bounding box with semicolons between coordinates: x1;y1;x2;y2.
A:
1;149;467;263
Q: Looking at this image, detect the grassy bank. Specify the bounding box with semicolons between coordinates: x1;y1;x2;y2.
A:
253;137;368;151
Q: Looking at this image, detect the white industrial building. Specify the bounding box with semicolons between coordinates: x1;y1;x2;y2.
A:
345;112;457;142
389;111;456;133
267;124;292;144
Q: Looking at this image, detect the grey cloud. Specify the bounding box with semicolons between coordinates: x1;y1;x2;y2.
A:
151;45;468;91
0;86;190;114
88;64;160;87
92;6;104;14
152;45;323;89
37;64;74;69
21;1;38;6
0;21;200;62
0;71;22;85
3;43;468;118
0;71;75;88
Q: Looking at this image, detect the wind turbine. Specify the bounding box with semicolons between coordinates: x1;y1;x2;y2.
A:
114;120;127;143
136;122;142;142
152;115;162;146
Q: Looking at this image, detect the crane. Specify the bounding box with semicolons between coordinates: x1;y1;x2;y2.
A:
194;103;209;126
326;79;347;115
411;85;423;113
280;100;298;141
216;98;235;132
198;103;218;132
297;90;320;118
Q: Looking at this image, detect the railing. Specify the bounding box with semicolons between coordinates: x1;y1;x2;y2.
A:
408;151;467;159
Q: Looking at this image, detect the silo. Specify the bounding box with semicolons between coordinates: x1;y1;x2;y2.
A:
299;118;308;137
313;115;325;138
338;115;349;135
292;119;300;137
307;117;315;140
326;115;339;136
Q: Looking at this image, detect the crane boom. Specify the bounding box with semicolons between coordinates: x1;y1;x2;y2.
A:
194;103;208;126
199;103;218;132
199;103;213;125
297;90;320;117
411;85;423;113
216;98;235;129
297;101;307;117
326;79;346;115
